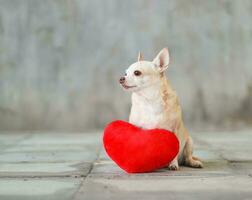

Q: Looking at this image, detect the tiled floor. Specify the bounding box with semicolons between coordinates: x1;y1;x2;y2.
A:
0;130;252;200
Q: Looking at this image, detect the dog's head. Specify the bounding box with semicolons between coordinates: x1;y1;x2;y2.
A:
119;48;170;92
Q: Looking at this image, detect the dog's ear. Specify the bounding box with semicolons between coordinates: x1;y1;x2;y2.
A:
153;48;169;72
137;52;144;62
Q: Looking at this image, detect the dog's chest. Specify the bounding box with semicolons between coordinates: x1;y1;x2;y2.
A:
129;95;164;129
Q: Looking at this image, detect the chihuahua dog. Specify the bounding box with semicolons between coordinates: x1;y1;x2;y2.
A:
119;48;203;170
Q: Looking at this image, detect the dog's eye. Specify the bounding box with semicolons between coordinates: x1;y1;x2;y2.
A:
134;70;142;76
124;73;127;76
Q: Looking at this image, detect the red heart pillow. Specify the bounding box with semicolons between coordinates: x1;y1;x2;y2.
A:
103;120;179;173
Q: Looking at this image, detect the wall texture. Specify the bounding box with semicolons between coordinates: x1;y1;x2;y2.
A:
0;0;252;131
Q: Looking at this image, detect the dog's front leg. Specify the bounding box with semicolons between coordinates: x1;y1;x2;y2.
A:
168;156;179;170
167;119;180;170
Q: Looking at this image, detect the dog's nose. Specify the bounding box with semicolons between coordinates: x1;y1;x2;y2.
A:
119;76;125;84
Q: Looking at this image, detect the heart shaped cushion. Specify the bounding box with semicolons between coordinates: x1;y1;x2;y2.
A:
103;120;179;173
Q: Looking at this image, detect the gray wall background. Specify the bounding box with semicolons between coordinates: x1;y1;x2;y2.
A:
0;0;252;131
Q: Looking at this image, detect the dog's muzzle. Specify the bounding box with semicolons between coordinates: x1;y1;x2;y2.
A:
119;77;125;84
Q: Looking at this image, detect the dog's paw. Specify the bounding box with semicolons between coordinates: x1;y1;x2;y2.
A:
189;160;203;168
168;164;179;171
192;160;203;168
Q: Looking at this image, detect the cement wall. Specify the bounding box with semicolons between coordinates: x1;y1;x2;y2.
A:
0;0;252;131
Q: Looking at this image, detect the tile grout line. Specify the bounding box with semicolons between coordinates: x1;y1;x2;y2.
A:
72;144;103;200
